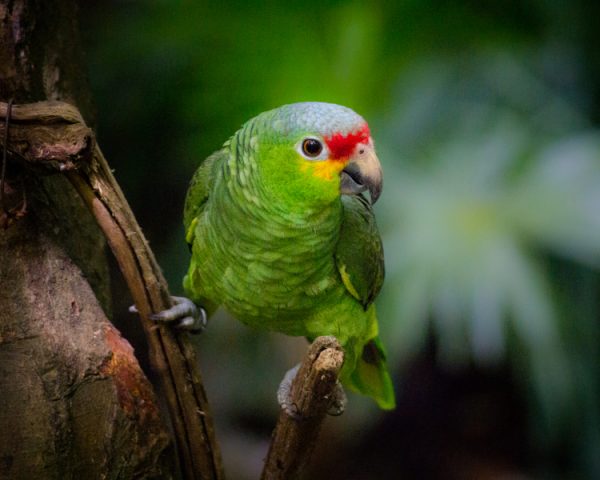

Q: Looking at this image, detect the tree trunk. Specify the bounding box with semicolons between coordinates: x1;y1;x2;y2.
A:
0;2;173;478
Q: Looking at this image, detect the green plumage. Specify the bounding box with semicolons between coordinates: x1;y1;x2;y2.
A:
183;102;395;410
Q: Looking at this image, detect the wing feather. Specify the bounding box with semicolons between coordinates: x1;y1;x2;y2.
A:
183;149;226;246
335;194;385;310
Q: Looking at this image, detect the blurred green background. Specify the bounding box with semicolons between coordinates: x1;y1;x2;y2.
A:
82;1;600;478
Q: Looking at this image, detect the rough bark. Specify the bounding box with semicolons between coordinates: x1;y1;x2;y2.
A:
262;336;345;480
0;1;173;478
0;97;224;480
0;215;172;479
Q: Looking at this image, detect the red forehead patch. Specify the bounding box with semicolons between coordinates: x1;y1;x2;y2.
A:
324;123;370;160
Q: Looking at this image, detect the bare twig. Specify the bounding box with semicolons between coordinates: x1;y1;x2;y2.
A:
0;101;224;480
261;336;345;480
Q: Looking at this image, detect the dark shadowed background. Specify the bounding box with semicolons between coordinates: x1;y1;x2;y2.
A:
81;1;600;479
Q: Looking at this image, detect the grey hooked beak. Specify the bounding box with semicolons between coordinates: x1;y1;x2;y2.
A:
340;143;383;204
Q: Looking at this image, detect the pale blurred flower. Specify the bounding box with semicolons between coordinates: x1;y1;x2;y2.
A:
376;55;600;426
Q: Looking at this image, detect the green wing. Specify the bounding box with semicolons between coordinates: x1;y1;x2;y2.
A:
335;195;395;410
182;149;226;313
183;149;226;246
335;194;385;309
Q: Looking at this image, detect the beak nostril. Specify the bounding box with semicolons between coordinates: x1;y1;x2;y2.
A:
359;149;365;154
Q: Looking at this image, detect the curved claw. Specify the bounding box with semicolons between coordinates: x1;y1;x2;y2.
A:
130;296;207;333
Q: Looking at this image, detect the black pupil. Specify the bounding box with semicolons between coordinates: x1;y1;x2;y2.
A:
303;139;322;157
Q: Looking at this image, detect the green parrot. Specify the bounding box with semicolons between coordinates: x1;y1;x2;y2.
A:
161;102;395;410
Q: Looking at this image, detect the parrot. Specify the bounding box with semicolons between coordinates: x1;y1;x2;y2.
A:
157;102;395;411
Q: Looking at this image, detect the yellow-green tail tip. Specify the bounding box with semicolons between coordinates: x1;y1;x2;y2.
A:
348;337;396;410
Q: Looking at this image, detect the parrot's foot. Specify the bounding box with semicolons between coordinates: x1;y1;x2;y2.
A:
129;296;207;333
277;364;347;418
327;381;347;416
277;365;301;418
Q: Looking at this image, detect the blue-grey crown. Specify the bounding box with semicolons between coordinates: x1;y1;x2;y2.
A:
270;102;366;137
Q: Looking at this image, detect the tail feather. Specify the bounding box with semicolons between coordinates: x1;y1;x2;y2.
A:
347;336;396;410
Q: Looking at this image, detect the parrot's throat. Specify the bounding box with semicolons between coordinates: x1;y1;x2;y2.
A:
219;163;342;248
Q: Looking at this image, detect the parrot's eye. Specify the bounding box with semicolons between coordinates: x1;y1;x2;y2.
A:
301;138;323;158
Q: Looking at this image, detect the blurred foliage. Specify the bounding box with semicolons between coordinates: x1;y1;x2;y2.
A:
82;1;600;478
377;53;600;472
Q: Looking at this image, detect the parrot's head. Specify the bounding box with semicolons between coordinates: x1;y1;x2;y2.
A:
244;102;382;209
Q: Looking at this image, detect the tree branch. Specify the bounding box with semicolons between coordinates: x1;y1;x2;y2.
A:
261;336;345;480
0;100;224;480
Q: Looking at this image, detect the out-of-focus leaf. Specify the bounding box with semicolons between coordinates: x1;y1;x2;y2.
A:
377;53;600;444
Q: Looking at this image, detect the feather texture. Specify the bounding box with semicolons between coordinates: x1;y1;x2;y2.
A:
182;103;395;409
